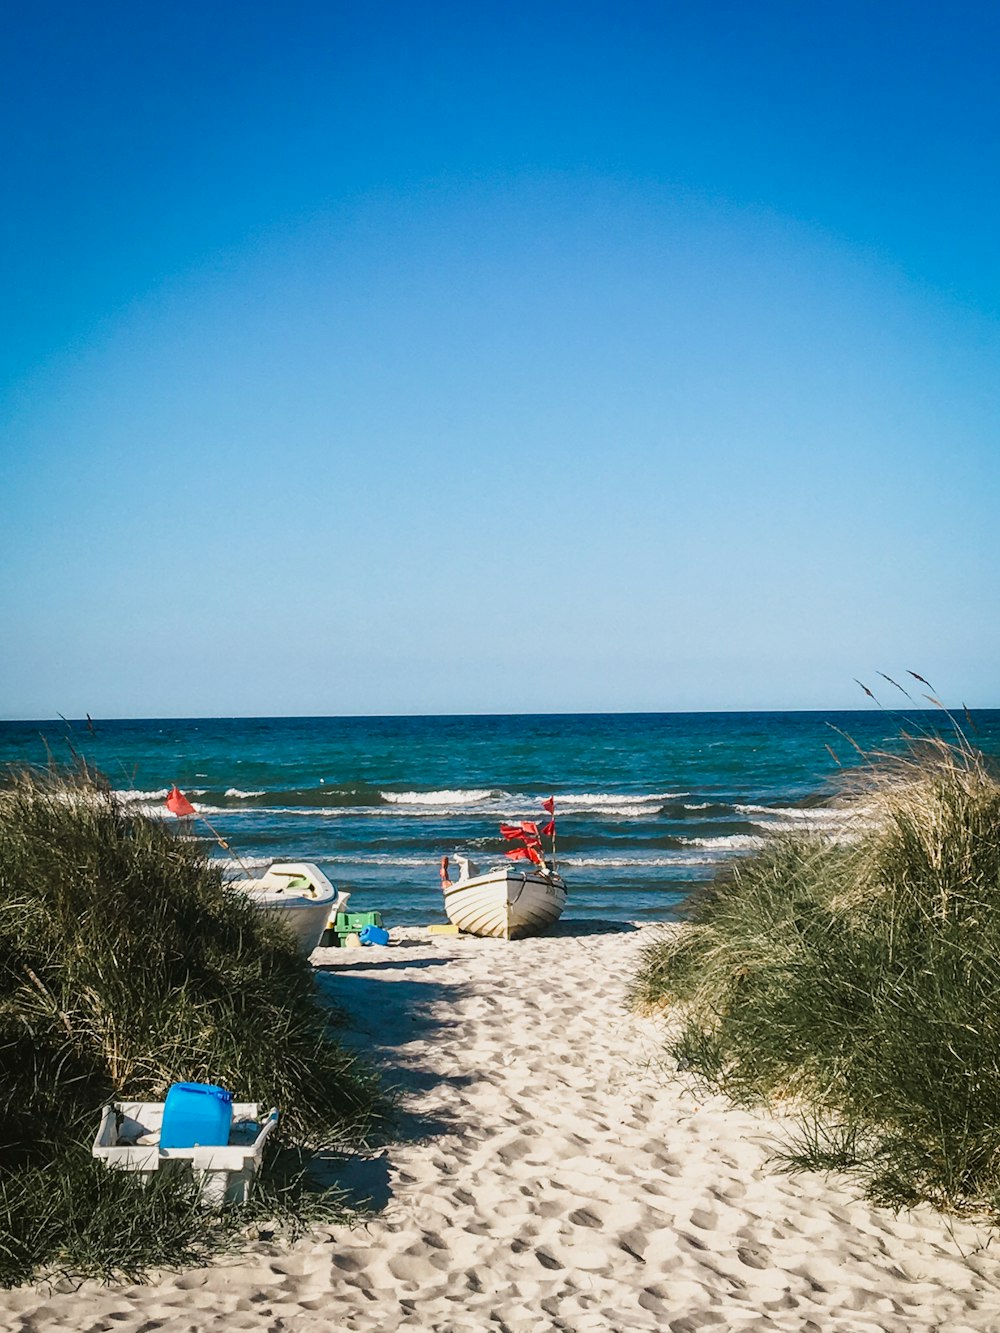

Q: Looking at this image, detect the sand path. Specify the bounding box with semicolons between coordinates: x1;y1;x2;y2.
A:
4;923;1000;1331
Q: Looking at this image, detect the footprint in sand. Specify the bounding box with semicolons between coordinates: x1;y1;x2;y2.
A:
387;1253;434;1283
618;1230;648;1263
680;1231;709;1252
331;1252;368;1273
639;1178;671;1198
497;1137;533;1165
736;1243;771;1269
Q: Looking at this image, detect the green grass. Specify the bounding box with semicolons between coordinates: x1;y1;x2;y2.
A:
0;766;386;1286
629;735;1000;1219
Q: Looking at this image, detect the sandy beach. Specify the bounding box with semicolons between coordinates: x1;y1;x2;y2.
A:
5;922;1000;1332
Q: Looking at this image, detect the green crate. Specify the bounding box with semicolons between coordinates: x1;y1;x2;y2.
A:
335;910;383;933
321;909;384;947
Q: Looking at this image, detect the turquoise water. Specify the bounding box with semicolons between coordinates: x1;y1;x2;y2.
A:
2;710;997;925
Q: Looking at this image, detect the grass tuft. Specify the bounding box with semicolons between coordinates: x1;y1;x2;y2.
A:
629;735;1000;1220
0;766;385;1286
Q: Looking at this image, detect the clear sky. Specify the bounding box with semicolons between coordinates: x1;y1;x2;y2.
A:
2;0;998;718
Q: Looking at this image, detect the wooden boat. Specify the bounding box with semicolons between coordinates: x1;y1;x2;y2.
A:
440;854;567;940
227;861;345;954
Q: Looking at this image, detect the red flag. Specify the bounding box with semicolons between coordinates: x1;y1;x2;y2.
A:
166;786;196;818
499;821;540;846
541;796;555;814
507;845;543;865
541;820;556;838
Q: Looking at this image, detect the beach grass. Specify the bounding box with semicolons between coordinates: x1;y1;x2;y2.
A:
630;732;1000;1219
0;766;385;1286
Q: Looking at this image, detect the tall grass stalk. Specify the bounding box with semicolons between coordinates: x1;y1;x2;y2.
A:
0;767;385;1286
629;737;1000;1219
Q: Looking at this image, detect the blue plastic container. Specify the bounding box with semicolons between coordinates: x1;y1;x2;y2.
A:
159;1082;234;1149
359;924;390;946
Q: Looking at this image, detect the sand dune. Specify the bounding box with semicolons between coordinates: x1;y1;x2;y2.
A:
5;923;1000;1331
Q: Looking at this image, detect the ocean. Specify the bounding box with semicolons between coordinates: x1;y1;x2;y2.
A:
2;710;997;926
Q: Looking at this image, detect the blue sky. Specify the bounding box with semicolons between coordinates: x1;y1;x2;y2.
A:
2;1;998;718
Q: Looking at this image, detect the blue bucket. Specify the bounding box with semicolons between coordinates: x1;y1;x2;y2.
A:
359;924;390;946
159;1082;233;1149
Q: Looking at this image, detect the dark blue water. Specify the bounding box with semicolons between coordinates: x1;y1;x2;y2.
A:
2;710;996;925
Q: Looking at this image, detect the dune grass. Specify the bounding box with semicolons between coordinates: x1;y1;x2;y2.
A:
630;733;1000;1219
0;766;386;1286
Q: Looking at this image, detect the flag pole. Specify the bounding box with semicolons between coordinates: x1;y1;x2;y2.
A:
196;811;257;879
541;797;557;874
166;786;256;878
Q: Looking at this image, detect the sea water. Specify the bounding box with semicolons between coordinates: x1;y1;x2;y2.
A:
2;710;997;926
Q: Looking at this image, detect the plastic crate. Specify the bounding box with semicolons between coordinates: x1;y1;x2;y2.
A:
93;1101;279;1206
321;909;384;946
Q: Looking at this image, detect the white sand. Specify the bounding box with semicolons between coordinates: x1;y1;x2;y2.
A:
5;922;1000;1332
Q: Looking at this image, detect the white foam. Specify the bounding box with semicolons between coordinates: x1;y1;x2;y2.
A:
219;851;444;873
517;794;666;815
555;792;681;810
317;853;435;868
686;834;765;850
224;788;266;798
560;854;719;868
218;855;273;875
117;787;222;809
736;803;847;823
381;788;499;806
576;803;663;817
141;801;230;819
127;807;170;821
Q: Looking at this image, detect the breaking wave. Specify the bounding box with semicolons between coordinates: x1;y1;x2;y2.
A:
686;834;765;850
560;853;722;868
381;788;501;805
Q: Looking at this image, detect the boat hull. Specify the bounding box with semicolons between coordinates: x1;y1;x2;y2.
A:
228;861;340;954
443;867;567;940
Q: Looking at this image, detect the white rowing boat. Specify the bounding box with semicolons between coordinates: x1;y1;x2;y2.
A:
227;861;345;954
440;855;567;940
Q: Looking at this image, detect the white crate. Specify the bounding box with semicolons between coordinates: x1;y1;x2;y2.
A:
93;1101;279;1206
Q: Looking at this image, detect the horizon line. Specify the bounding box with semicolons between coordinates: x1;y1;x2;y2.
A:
0;704;981;726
